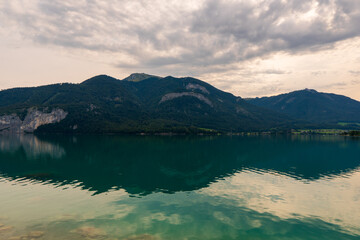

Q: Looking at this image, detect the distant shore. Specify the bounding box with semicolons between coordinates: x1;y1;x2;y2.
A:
1;128;360;137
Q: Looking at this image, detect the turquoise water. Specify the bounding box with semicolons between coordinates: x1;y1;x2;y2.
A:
0;135;359;239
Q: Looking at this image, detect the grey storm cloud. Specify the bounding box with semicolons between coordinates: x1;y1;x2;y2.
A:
1;0;360;71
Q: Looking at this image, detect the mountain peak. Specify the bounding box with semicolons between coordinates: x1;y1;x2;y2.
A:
302;88;318;93
81;75;120;85
123;73;161;82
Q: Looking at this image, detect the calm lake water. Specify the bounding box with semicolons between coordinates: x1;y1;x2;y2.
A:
0;135;359;240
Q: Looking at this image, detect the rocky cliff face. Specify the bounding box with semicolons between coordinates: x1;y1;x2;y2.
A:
0;108;67;133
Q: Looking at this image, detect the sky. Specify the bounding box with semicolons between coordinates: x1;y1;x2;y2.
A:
0;0;360;99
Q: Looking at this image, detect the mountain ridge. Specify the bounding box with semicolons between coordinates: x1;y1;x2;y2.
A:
0;74;297;134
247;88;360;124
0;73;359;134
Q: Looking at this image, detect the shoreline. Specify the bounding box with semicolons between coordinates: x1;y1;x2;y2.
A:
0;129;359;137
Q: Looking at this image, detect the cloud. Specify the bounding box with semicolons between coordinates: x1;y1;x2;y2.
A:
254;69;291;75
349;70;360;76
1;0;360;74
317;81;348;90
311;71;327;76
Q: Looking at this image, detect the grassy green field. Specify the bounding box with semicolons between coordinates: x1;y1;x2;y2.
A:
292;129;346;135
291;129;360;136
338;122;360;127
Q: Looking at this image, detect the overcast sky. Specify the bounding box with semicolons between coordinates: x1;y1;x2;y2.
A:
1;0;360;99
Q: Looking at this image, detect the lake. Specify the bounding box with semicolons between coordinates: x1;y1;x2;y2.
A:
0;135;359;240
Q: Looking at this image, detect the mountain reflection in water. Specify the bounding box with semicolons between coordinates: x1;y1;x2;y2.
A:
0;135;359;240
0;135;359;195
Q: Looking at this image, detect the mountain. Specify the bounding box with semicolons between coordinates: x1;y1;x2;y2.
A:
0;74;295;134
247;89;360;125
123;73;161;82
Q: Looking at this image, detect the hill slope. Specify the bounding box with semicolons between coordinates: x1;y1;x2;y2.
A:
247;89;360;124
0;74;295;133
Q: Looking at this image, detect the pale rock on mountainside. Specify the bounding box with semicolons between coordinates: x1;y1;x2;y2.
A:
0;109;67;133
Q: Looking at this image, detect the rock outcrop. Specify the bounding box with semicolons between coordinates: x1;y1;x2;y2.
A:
159;92;213;107
0;108;67;134
185;83;210;94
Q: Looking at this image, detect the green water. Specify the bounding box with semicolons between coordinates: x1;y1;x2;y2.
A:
0;135;359;240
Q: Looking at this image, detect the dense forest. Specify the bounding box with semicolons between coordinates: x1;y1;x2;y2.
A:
0;74;359;134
